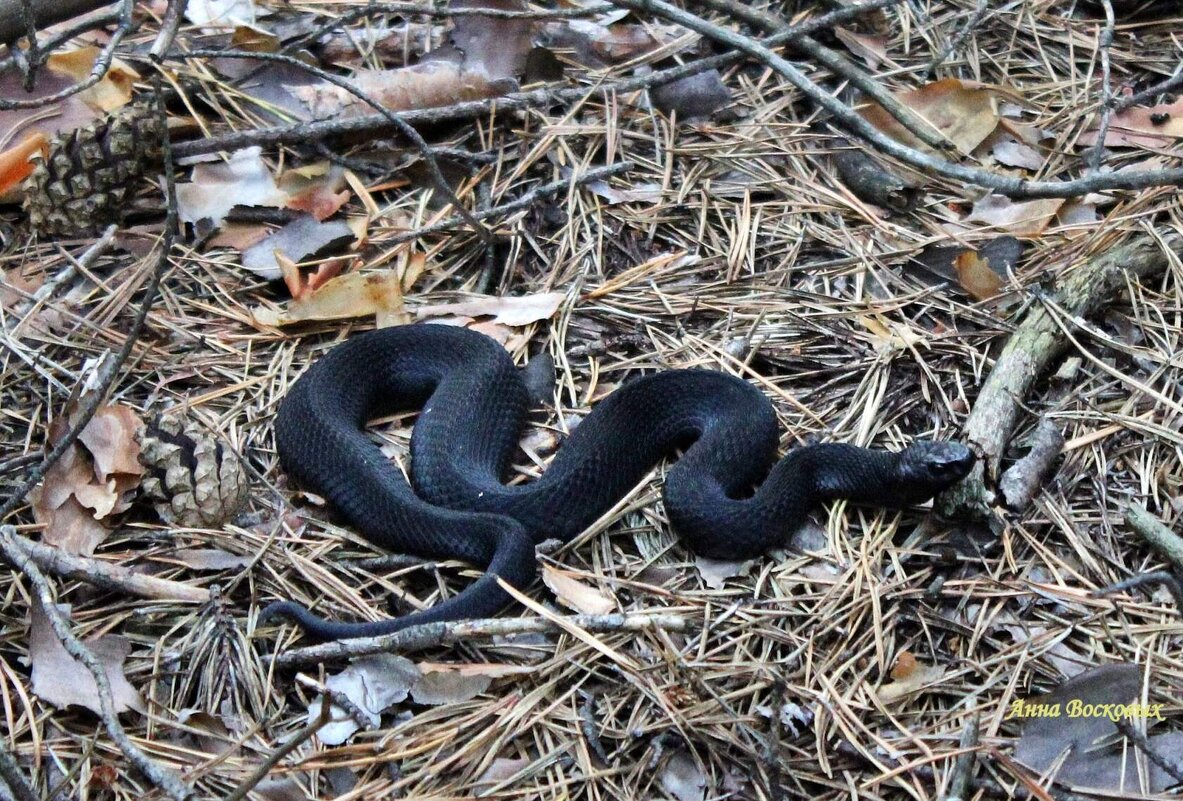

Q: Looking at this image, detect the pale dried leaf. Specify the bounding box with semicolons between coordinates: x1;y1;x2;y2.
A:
254;270;405;327
1078;98;1183;148
661;751;707;801
541;565;616;614
170;548;253;571
177;147;286;226
992;137;1045;170
240;216;355;281
874;652;946;704
185;0;256;28
445;0;534;80
694;556;750;590
416;292;565;327
860;78;1015;154
477;757;530;785
312;654;420;745
961;194;1065;236
30;600;146;714
45;48;139;113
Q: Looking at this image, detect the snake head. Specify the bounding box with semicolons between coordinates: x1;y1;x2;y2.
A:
894;440;976;502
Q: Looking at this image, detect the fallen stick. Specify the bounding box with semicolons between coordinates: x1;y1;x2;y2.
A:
1;527;210;602
939;234;1177;520
271;611;691;668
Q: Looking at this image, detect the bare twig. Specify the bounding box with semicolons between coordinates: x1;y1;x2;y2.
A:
1113;64;1183;112
1114;717;1183;784
1125;504;1183;574
944;715;980;801
0;0;135;111
222;701;332;801
927;0;990;77
0;736;38;801
1086;1;1116;172
148;0;188;61
10;224;118;324
170;0;902;161
0;86;190;801
0;9;121;73
606;0;1183;198
272;612;691;669
1;526;211;602
690;0;951;152
997;418;1064;512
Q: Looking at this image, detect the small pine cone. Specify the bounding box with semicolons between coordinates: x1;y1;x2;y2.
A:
139;417;250;528
24;103;165;238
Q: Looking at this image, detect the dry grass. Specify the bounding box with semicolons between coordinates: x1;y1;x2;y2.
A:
1;0;1182;799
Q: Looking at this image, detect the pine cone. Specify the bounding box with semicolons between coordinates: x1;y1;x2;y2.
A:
23;103;165;238
139;417;250;528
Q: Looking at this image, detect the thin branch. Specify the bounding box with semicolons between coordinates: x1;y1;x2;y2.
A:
170;0;903;161
222;701;332;801
1086;1;1116;172
0;0;136;111
1094;571;1183;616
0;87;190;801
926;0;990;77
1114;717;1183;784
272;612;691;669
690;0;951;152
606;0;1183;199
1113;63;1183;112
2;526;211;602
0;736;38;801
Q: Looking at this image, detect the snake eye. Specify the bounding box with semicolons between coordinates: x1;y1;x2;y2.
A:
899;441;976;490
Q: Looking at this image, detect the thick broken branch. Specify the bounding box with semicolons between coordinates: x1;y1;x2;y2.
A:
939;233;1177;520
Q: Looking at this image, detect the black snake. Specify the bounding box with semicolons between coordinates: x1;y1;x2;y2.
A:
262;324;974;641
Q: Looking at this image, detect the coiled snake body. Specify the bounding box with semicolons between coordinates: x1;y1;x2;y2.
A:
264;325;974;641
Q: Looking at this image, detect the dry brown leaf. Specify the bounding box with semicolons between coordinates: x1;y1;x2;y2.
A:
874;651;945;704
290;62;511;120
253;269;406;327
953;251;1004;301
859;78;1017;154
45;47;139;112
240;215;356;282
33;402;145;555
541;565;616;614
694;556;750;590
1078;98;1183;148
416;292;565;327
834;27;892;70
30;600;146;714
961;194;1065;236
0;132;48;199
661;751;708;801
278;163;351;221
477;757;531;785
444;0;535;80
991;136;1045;170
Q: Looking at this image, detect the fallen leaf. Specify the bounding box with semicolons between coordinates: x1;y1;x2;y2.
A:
541;565;616;614
177;147;286;227
961;194;1065;236
1078;98;1183;148
650;70;731;120
1010;663;1180;792
694;556;750;590
661;751;707;801
410;669;492;705
477;757;531;785
279;164;351;221
46;48;139;112
169;548;253;571
30;600;146;714
0;132;48;198
584;179;663;205
253;269;405;327
874;651;945;704
185;0;257;28
834;26;891;70
860;78;1017;154
444;0;535;80
240;215;355;281
953;250;1004;300
311;654;420;745
991;136;1045;170
33;402;145;555
416;292;565;327
908;236;1025;288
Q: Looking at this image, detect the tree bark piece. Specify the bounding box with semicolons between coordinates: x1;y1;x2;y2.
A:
0;0;114;45
940;234;1176;520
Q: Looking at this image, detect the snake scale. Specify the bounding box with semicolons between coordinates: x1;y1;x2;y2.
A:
262;324;975;641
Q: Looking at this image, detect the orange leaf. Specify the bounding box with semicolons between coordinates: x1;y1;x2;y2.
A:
0;132;48;197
